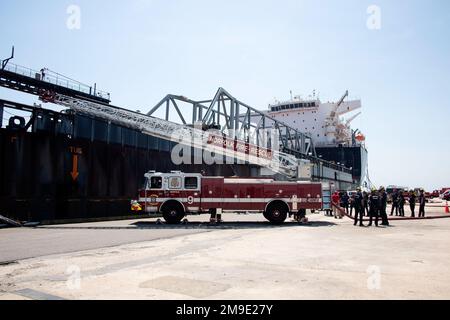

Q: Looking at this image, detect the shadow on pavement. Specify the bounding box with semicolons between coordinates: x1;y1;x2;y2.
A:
131;220;338;230
34;220;338;230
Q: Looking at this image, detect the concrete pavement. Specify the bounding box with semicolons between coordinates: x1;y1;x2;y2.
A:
1;212;450;300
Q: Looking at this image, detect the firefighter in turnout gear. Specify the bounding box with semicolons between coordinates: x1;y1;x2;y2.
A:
349;193;355;217
391;189;399;216
353;188;364;227
419;190;426;218
398;191;405;217
362;191;369;216
340;192;350;214
409;190;417;217
368;188;380;227
379;187;389;226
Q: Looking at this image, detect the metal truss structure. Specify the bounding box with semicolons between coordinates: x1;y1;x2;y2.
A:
148;88;316;159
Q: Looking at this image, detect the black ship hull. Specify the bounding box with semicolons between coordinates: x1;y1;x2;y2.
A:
315;146;368;189
0;108;255;224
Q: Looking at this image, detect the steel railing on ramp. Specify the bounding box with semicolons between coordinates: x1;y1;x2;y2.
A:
0;214;22;227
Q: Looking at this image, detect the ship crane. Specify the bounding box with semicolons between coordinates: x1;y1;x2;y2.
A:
325;90;349;144
330;90;349;119
345;112;361;126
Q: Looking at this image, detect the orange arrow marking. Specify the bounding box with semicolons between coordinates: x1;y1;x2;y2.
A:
70;154;79;181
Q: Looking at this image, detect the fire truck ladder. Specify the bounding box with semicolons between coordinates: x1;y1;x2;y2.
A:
52;94;302;178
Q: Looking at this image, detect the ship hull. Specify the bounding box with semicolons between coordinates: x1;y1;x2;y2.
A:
315;146;368;189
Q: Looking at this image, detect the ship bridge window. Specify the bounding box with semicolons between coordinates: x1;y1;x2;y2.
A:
150;177;162;189
184;177;199;190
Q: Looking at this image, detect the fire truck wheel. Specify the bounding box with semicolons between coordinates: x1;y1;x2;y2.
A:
265;203;288;224
161;202;185;224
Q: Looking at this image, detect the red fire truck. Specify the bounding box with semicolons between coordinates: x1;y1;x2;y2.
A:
134;171;326;224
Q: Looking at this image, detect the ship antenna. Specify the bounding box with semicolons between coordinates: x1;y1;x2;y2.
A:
290;90;293;100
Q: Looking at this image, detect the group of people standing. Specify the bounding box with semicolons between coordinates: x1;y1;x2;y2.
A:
354;187;389;227
332;188;427;227
390;189;426;218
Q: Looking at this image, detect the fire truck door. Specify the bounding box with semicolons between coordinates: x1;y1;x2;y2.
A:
184;176;201;211
201;179;223;210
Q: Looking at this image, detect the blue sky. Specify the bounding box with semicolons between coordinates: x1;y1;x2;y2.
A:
1;0;449;190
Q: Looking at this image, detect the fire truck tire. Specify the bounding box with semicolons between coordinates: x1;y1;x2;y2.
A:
265;202;288;224
161;202;185;224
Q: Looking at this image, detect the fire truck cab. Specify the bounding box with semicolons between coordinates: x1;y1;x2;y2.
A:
136;171;325;224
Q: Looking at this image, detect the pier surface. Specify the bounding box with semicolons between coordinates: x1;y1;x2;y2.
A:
1;201;450;300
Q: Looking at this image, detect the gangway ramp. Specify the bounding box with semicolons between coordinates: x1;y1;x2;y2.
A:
0;59;110;104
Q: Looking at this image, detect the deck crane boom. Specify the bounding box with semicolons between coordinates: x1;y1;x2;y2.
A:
345;112;361;126
330;90;349;118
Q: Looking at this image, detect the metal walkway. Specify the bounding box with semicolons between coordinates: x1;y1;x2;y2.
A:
0;51;110;104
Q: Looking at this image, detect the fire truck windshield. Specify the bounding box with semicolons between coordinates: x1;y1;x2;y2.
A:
149;177;162;189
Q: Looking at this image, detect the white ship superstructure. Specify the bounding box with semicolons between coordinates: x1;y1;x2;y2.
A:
262;90;370;188
267;91;365;147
